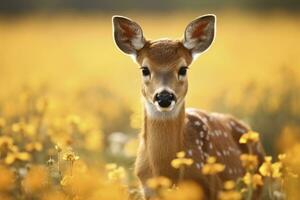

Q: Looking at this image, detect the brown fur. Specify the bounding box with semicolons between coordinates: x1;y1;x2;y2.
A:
135;106;265;199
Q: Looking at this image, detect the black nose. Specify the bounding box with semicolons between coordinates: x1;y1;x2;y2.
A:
154;90;175;108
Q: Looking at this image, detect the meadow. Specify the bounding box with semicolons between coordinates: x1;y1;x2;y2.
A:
0;11;299;199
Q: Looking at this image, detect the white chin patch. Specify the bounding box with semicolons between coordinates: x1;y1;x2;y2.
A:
144;99;183;119
154;101;176;112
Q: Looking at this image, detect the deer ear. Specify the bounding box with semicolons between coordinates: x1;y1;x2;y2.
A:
183;15;216;56
112;16;146;55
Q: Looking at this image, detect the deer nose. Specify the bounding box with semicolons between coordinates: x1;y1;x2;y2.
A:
154;90;176;108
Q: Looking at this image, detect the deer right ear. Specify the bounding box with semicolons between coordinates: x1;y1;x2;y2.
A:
112;16;146;55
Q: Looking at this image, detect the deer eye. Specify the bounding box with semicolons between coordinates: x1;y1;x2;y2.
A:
141;66;151;77
178;66;188;76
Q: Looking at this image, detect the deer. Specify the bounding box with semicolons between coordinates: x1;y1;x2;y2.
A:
112;15;265;199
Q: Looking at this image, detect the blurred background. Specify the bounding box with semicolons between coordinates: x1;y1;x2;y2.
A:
0;1;300;197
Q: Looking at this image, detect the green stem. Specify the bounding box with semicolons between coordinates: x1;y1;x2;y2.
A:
246;184;253;200
268;177;274;200
179;166;185;182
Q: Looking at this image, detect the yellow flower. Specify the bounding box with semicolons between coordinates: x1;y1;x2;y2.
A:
146;176;172;189
224;180;236;190
25;142;43;152
259;156;282;178
12;122;36;136
163;181;203;200
278;154;286;161
243;172;263;188
277;154;298;178
0;136;14;151
55;144;62;153
240;154;258;171
106;163;126;181
218;191;242;200
62;150;79;162
202;156;225;175
239;131;260;144
60;175;73;186
107;166;126;181
171;151;194;169
5;146;31;165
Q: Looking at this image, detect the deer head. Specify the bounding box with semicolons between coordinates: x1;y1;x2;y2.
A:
112;15;216;119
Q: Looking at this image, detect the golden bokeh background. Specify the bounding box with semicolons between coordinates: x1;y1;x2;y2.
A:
0;5;299;200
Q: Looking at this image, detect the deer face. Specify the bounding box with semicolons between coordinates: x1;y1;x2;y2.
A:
112;15;216;118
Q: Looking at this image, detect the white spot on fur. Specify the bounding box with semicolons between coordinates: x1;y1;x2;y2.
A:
224;132;228;138
194;121;201;126
198;146;202;152
199;140;204;146
230;121;236;127
199;131;204;138
188;149;193;156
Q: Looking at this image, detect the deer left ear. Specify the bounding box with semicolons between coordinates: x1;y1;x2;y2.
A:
183;15;216;57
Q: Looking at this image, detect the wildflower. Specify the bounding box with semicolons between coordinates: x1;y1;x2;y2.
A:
243;172;263;188
218;190;242;200
259;156;282;178
107;166;126;181
106;163;126;181
12;122;26;132
163;181;203;200
146;176;172;189
202;156;225;175
171;151;194;169
240;154;258;171
5;147;31;165
224;180;235;190
278;154;298;178
12;122;35;136
25;142;43;152
62;150;79;162
0;136;14;151
60;175;73;186
218;181;242;200
239;131;259;144
55;144;62;153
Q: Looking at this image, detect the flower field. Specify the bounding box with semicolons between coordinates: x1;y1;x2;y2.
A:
0;11;299;199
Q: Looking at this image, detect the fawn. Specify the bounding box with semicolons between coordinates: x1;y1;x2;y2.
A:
112;15;265;199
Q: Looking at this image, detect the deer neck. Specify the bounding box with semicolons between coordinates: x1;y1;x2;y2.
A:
143;101;186;177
